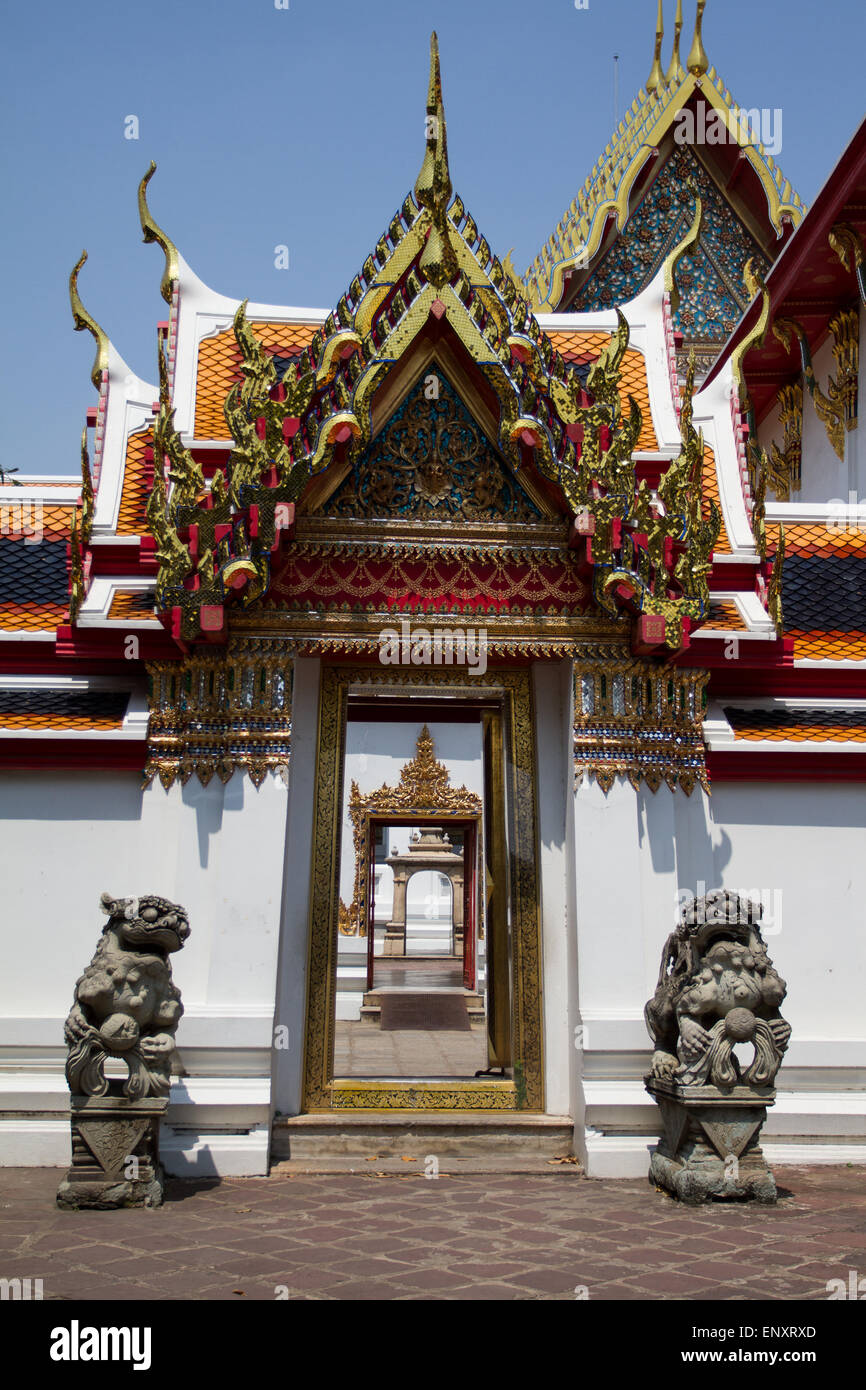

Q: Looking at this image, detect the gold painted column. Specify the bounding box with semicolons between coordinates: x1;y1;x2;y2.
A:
483;710;511;1068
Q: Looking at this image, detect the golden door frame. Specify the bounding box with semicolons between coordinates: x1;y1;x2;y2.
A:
302;664;544;1112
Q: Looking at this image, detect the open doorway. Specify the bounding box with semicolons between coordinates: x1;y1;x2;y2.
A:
302;666;543;1112
334;719;488;1080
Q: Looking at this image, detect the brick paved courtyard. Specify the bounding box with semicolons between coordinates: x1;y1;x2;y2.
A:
2;1164;865;1301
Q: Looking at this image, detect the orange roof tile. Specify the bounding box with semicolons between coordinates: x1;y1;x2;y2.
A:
0;503;74;541
0;710;124;730
726;709;866;742
700;443;731;555
702;599;745;631
0;602;65;632
766;524;866;558
788;631;866;661
195;321;319;439
546;329;612;362
0;689;129;730
117;429;152;536
107;589;156;621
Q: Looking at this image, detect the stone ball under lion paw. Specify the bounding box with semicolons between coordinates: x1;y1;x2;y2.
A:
99;1014;140;1052
723;1007;757;1042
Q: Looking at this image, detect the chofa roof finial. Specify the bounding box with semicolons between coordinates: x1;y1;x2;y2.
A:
138;161;180;306
645;0;665;94
686;0;709;76
69;251;110;390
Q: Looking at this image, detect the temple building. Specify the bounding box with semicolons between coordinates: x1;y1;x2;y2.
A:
1;6;863;1178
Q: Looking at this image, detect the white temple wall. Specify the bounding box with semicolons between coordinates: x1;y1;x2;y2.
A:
0;765;290;1176
574;776;866;1177
800;334;852;503
532;661;577;1121
271;657;320;1118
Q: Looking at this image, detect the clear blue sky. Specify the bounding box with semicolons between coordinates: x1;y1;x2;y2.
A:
1;0;863;477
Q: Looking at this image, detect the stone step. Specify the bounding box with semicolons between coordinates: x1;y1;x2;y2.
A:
271;1112;577;1172
359;990;486;1024
362;989;484;1006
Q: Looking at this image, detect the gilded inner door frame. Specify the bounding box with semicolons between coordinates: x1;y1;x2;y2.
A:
301;664;544;1112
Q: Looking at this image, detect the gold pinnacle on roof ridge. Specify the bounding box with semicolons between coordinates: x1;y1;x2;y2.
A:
415;32;458;289
646;0;665;94
686;0;709;75
414;31;452;218
667;0;684;82
138;161;180;306
69;250;110;390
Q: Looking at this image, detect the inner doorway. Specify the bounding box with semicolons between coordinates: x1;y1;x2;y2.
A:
334;721;488;1081
302;666;544;1112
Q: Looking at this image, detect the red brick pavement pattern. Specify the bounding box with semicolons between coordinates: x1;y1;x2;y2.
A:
1;1166;864;1302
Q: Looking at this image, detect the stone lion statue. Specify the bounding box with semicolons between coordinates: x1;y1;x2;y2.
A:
64;893;190;1100
645;890;790;1089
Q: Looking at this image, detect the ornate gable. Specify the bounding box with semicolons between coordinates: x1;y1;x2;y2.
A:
142;33;720;655
526;0;803;320
569;145;770;372
320;368;544;524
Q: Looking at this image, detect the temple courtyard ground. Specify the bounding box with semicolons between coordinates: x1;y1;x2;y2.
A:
1;1163;864;1301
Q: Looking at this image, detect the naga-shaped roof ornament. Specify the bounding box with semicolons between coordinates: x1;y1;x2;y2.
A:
138;161;180;305
663;179;703;316
414;32;458;289
69;250;110;389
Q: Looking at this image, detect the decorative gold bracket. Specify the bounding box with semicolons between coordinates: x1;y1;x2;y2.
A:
829;308;859;433
69;427;95;624
773;316;845;461
829;222;866;305
767;382;803;500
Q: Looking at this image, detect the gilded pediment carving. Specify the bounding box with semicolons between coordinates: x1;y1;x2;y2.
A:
320;368;543;524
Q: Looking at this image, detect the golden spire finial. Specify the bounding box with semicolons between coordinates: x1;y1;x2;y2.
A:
667;0;684;82
686;0;709;75
415;32;457;289
646;0;665;94
69;251;110;390
138;161;180;306
414;31;452;217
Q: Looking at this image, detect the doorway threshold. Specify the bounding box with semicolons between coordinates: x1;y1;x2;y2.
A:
271;1112;577;1174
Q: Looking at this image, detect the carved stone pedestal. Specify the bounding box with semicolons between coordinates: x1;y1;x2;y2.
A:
57;1094;169;1210
646;1078;778;1205
382;920;406;956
